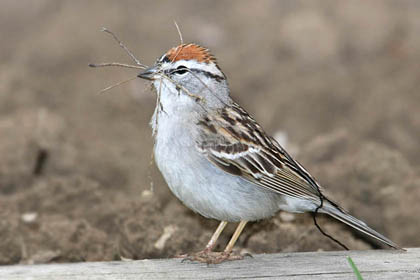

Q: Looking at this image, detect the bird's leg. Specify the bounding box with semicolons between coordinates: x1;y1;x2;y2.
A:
205;220;249;264
223;220;247;255
180;221;249;264
175;221;227;258
204;220;228;253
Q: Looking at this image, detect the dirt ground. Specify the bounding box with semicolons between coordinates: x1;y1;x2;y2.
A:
1;0;420;265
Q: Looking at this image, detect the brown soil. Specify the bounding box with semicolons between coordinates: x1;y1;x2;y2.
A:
1;0;420;265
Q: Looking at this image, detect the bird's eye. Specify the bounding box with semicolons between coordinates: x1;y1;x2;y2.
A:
174;65;188;75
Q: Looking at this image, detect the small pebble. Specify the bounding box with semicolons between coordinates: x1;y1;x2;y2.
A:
154;225;177;250
279;212;296;222
21;212;38;223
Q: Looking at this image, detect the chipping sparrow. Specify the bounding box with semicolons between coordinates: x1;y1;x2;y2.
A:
137;43;401;263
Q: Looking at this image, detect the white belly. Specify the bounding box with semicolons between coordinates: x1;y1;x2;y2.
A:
152;115;282;222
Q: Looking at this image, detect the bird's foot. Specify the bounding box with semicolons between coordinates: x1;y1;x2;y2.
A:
176;250;248;264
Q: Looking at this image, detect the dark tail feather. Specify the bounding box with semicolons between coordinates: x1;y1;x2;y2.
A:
321;203;404;250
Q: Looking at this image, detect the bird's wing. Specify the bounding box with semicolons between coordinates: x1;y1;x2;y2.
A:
196;103;322;202
196;104;403;250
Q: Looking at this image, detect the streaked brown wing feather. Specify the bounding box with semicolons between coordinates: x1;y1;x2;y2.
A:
197;103;322;201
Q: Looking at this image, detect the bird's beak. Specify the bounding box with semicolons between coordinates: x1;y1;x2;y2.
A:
138;65;158;80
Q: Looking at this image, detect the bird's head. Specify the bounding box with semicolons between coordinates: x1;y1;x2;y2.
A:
138;43;230;109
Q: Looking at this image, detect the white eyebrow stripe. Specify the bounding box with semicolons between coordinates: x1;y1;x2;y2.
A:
161;60;224;77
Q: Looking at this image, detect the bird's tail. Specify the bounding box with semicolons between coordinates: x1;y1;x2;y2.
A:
320;201;403;250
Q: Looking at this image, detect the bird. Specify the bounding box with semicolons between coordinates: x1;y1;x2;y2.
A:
137;43;402;263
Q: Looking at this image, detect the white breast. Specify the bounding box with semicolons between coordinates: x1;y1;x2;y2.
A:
152;110;282;222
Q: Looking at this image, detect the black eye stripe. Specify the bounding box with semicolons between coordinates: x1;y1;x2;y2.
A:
186;68;225;82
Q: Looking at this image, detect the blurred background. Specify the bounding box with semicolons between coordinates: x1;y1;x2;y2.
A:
1;0;419;265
